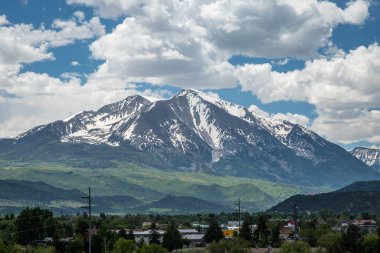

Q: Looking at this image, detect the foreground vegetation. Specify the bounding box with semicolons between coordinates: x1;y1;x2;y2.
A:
1;207;380;252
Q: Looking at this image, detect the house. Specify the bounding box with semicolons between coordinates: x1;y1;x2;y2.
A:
192;224;209;233
133;230;165;244
227;221;243;230
286;221;296;229
352;220;377;234
179;229;205;247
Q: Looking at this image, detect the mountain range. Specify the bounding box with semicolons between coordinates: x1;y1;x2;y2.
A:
0;89;378;212
0;180;229;214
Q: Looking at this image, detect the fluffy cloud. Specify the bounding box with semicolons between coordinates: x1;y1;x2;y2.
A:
71;61;80;66
248;105;310;127
66;0;141;19
72;0;371;92
0;15;9;25
0;14;108;137
312;109;380;144
49;16;105;46
69;0;370;59
200;0;369;58
272;113;310;126
238;44;380;144
0;13;105;77
88;14;236;88
0;71;168;137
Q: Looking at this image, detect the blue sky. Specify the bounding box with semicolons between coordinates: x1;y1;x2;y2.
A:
0;0;379;150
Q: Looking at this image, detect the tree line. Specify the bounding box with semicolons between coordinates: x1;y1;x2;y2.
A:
1;207;380;252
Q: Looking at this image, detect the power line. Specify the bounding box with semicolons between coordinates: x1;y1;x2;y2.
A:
0;216;82;237
0;213;53;224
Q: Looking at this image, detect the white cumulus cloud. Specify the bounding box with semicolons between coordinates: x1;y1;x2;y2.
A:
0;15;10;25
0;13;111;137
238;43;380;144
248;105;310;127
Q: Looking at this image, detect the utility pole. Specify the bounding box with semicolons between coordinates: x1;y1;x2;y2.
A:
234;199;241;234
81;187;92;253
293;203;298;241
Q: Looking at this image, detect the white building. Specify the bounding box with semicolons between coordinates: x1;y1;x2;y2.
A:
179;229;205;247
131;230;165;244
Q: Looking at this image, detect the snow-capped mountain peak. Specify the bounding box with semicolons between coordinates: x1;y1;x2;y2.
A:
15;89;318;159
59;95;151;146
8;89;377;186
351;147;380;170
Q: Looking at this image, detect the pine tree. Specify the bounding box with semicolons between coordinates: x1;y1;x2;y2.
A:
253;213;270;247
162;222;183;252
126;229;136;243
204;219;224;243
341;224;363;253
118;229;127;239
239;218;252;244
149;222;161;245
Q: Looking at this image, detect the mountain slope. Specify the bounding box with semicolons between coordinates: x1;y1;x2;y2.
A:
0;180;237;214
0;179;83;202
337;180;380;192
351;147;380;172
269;180;380;213
138;195;232;213
0;89;378;188
0;180;141;214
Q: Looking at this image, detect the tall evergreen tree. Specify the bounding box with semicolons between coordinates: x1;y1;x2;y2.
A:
126;229;136;243
239;218;252;244
341;224;363;253
204;219;224;243
162;222;183;252
118;229;127;239
149;222;161;245
270;222;281;248
253;213;270;247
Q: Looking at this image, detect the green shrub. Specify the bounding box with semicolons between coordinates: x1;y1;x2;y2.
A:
279;241;312;253
112;238;135;253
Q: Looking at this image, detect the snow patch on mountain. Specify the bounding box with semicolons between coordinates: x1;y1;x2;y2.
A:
63;111;85;122
351;147;380;168
247;106;294;145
